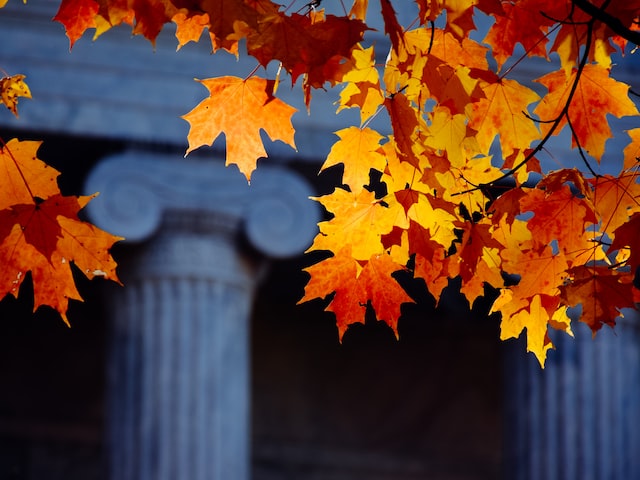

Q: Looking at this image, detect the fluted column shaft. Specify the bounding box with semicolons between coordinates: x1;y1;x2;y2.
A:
503;317;640;480
85;152;319;480
106;213;254;480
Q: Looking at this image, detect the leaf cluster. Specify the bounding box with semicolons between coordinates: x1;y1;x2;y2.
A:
2;0;640;365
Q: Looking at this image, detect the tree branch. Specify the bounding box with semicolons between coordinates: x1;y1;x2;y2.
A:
572;0;640;46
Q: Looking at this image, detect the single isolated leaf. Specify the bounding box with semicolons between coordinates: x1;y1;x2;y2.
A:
0;74;31;117
182;76;297;181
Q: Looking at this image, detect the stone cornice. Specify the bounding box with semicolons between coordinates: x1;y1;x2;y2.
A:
85;151;319;258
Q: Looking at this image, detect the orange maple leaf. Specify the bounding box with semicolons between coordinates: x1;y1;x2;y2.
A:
623;128;640;171
591;173;640;233
0;139;122;323
494;291;571;367
0;139;60;210
300;247;412;340
519;185;598;259
534;64;639;162
0;195;122;324
359;252;414;338
299;247;366;339
182;76;297;181
172;11;210;50
469;73;541;159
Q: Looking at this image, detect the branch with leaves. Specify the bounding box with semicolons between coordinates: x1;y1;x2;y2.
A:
2;0;640;366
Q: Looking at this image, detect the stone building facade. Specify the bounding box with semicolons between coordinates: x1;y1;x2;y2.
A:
0;2;639;479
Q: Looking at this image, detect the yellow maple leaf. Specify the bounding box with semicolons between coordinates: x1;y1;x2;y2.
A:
321;127;386;194
407;193;458;249
310;188;398;261
0;74;31;117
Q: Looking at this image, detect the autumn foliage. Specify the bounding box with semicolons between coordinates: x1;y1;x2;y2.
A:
2;0;640;365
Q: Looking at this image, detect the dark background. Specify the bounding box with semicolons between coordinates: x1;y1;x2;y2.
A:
0;130;503;479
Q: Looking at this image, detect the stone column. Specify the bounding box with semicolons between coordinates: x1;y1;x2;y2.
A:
503;315;640;480
84;152;319;480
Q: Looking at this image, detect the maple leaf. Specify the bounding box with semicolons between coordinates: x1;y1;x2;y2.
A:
534;64;639;162
591;173;640;233
610;212;640;272
182;76;297;181
336;45;384;123
359;252;414;338
320;127;386;194
483;0;555;70
455;220;503;283
380;0;404;54
384;92;429;169
130;0;178;43
406;193;458;250
560;265;636;332
494;291;572;367
502;244;569;301
299;247;366;338
623;128;640;171
53;0;100;47
0;139;60;210
300;247;412;339
172;11;210;50
0;139;122;323
198;0;263;54
0;74;31;117
310;188;399;261
246;11;367;90
519;186;598;260
0;195;122;324
348;0;368;21
469;73;541;159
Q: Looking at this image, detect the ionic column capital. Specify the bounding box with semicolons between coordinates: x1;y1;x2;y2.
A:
84;151;319;258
